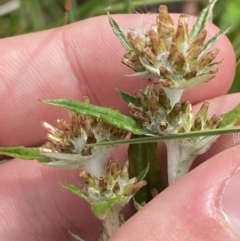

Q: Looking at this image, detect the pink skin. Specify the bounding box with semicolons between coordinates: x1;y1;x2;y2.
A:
0;13;239;241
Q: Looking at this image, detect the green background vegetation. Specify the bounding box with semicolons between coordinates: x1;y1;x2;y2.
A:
0;0;239;92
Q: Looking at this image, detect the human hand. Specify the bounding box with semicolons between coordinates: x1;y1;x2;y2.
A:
0;13;239;241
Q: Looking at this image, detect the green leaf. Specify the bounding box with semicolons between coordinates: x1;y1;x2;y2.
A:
0;147;51;163
144;142;163;195
237;58;240;67
63;184;88;201
91;196;122;219
89;126;240;146
200;61;222;76
220;104;240;128
189;0;217;41
65;183;124;219
128;136;162;203
108;13;132;51
43;99;151;136
117;89;141;106
202;25;231;53
136;162;149;181
124;0;133;13
128;137;151;203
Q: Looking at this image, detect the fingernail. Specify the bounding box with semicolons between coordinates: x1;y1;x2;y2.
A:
219;169;240;237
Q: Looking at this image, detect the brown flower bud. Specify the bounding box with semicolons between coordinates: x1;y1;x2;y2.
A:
157;5;174;38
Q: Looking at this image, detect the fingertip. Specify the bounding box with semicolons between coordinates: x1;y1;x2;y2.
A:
111;146;240;241
0;159;101;240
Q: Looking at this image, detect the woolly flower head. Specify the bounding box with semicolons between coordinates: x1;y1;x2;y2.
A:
128;85;221;135
110;2;228;91
39;98;128;177
65;158;146;240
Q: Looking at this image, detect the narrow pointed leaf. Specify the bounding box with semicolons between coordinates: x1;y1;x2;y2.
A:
63;184;88;201
43;99;151;136
117;89;140;106
202;25;231;54
199;62;220;77
189;0;217;41
89;126;240;147
139;57;159;75
0;147;51;163
220;104;240;128
127;70;151;77
108;13;132;51
136;163;149;181
133;198;144;211
202;60;222;71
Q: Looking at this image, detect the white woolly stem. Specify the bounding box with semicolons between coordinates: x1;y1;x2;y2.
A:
166;135;219;185
101;208;122;240
162;88;184;107
165;140;195;185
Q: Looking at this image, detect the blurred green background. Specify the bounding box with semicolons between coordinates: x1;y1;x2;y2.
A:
0;0;239;92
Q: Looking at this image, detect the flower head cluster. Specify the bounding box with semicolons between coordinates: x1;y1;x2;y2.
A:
122;4;222;90
80;158;146;212
40;98;128;177
66;158;146;240
129;85;221;135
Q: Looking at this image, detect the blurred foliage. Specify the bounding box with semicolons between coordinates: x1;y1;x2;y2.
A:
214;0;240;93
0;0;239;92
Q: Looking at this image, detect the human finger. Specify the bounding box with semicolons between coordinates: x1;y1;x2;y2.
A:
0;159;101;241
111;145;240;241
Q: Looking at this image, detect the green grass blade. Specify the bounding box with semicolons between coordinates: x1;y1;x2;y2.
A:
89;126;240;146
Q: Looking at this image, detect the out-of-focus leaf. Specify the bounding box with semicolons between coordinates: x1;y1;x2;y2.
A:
128;136;151;203
136;162;149;181
144;142;162;195
128;137;162;203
